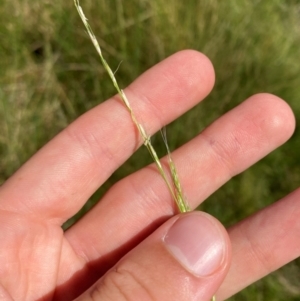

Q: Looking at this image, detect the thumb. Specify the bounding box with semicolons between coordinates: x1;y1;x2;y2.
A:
76;212;231;301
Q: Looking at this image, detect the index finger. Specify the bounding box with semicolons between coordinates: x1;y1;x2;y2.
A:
0;50;215;224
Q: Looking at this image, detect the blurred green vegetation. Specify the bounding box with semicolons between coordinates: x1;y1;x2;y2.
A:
0;0;300;300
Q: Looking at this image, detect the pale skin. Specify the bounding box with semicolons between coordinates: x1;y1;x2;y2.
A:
0;50;299;301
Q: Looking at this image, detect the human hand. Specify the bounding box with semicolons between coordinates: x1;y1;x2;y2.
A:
0;50;297;301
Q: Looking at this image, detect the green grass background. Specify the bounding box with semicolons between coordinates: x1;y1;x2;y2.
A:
0;0;300;300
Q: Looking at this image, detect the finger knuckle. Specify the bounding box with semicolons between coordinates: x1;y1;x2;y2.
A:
89;266;155;301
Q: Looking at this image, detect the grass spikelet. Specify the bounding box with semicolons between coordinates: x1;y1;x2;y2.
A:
161;127;190;212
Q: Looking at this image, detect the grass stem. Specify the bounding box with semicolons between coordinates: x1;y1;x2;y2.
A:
74;0;190;214
74;1;214;299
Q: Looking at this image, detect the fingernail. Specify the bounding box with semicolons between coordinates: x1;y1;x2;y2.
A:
163;213;226;277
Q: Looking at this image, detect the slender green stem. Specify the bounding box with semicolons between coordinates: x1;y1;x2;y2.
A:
74;2;215;300
74;0;189;213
